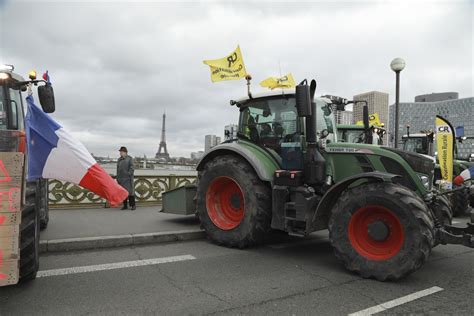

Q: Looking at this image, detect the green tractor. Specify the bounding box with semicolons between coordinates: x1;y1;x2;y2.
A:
402;128;474;216
186;79;473;281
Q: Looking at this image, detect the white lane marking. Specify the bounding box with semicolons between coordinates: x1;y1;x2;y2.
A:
37;255;196;278
348;286;444;316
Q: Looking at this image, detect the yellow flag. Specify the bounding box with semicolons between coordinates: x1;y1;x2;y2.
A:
368;113;382;126
203;46;247;82
355;113;382;126
260;73;296;90
436;116;454;189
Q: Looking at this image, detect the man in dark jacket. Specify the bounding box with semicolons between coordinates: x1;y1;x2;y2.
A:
117;146;136;210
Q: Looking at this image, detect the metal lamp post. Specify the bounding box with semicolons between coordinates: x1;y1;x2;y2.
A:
390;58;405;148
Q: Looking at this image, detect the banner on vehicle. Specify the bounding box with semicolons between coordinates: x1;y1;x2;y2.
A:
260;73;296;90
436;115;454;189
203;46;247;82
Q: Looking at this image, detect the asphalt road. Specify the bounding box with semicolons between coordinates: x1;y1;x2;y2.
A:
42;206;200;240
1;227;473;315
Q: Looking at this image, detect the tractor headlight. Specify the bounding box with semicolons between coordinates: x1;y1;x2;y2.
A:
419;175;430;189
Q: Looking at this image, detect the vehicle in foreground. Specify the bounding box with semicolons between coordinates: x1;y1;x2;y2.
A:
0;65;54;286
165;79;473;281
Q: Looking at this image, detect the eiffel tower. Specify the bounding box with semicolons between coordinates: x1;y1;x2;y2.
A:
155;112;170;160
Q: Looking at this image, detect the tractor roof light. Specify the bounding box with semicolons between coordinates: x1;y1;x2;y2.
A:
28;70;37;80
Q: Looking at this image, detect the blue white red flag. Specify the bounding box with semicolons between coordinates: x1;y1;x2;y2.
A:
454;166;474;186
25;95;128;206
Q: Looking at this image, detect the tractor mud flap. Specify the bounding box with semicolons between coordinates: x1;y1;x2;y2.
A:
437;223;474;248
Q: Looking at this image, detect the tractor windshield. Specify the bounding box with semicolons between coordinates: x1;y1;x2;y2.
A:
403;137;428;154
339;129;365;143
239;96;300;153
238;96;337;152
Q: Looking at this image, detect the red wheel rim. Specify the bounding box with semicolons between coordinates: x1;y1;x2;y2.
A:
348;205;404;261
206;176;245;230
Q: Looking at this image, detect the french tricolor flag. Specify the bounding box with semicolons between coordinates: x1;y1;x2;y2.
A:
25;95;128;206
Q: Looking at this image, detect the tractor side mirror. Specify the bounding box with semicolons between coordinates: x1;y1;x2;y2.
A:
295;79;311;117
38;84;55;113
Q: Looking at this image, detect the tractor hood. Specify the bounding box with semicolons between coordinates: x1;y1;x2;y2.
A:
384;147;435;176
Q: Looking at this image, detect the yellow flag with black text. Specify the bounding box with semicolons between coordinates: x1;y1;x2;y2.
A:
436;115;454;189
203;46;247;82
355;113;382;127
260;73;296;90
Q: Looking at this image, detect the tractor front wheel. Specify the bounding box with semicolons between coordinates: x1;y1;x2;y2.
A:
328;182;435;281
197;155;271;248
19;181;40;281
430;195;453;227
451;186;470;217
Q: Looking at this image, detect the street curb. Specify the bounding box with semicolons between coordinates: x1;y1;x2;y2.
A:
39;229;206;253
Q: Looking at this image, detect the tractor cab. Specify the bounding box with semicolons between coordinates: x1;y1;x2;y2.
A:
233;89;337;157
402;133;434;155
0;65;55;153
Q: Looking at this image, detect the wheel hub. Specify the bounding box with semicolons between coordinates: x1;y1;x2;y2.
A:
206;176;245;230
230;193;242;209
367;221;389;241
348;205;405;261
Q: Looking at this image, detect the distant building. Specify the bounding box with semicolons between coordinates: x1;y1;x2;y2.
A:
414;92;459;103
353;91;389;144
334;110;353;125
205;135;221;151
388;96;474;158
224;124;238;140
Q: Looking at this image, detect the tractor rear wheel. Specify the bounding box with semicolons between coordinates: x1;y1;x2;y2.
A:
328;182;435;281
451;186;470;217
19;181;40;282
197;155;271;248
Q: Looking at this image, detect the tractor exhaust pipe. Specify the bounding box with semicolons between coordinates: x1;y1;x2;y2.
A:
295;79;326;185
362;104;373;144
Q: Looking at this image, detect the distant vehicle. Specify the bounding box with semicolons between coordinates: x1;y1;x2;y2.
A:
402;128;474;215
337;124;386;145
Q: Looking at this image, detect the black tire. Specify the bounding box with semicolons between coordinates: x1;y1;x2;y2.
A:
39;179;49;230
451;186;470;217
328;182;435;281
430;195;453;226
19;181;40;281
197;155;271;248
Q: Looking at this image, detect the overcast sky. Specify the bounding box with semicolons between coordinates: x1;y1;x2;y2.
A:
1;0;472;158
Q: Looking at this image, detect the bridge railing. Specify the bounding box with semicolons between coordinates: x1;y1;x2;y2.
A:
48;175;197;209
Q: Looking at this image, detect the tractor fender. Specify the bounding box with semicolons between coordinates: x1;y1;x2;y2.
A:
310;171;401;231
196;142;280;182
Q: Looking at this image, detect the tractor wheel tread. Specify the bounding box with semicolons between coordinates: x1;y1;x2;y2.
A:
451;186;470;216
197;155;271;248
328;182;435;281
19;181;40;282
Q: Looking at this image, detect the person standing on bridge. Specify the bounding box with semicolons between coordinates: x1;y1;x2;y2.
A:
117;146;136;210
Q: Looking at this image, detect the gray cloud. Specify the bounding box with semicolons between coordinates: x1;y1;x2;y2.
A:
1;0;472;157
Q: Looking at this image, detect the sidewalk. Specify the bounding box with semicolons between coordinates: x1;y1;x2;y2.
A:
40;205;203;253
